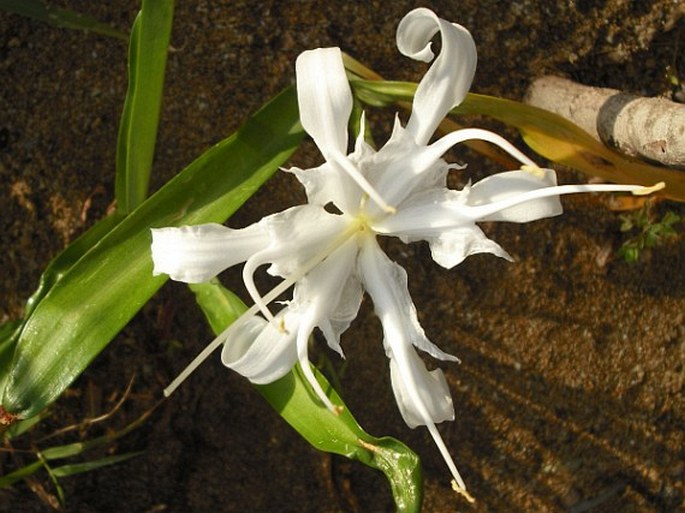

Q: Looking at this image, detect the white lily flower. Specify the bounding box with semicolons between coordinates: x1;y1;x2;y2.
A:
152;7;657;499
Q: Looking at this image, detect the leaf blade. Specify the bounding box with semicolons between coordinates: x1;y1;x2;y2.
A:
50;452;144;478
0;0;128;40
115;0;175;213
2;87;303;419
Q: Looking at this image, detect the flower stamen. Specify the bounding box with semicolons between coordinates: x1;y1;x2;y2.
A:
468;182;659;222
451;480;476;503
331;153;396;213
430;128;539;169
633;181;665;196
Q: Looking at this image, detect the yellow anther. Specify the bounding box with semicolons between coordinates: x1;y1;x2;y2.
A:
632;181;665;196
520;164;546;179
451;480;476;503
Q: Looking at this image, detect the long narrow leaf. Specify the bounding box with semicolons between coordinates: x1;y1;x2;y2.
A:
51;451;143;478
351;80;685;201
0;320;20;399
0;460;43;487
23;213;124;322
0;404;154;488
0;0;127;40
0;214;122;416
115;0;174;213
2;87;304;419
189;280;423;513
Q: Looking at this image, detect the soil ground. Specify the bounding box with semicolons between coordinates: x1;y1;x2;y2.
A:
1;1;684;512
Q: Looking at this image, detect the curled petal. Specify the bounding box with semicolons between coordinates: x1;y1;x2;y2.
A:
397;8;477;145
296;48;352;159
389;347;454;428
221;313;298;384
151;223;267;283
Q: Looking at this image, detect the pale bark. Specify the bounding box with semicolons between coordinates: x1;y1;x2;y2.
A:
525;76;685;169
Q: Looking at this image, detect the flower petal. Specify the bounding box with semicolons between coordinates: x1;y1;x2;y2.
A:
291;239;361;411
389;346;454;428
296;47;352;159
360;121;456;218
467;168;563;222
293;237;362;357
397;8;477;145
357;236;458;363
244;205;349;280
287;161;361;214
372;188;471;237
428;225;512;269
221;312;299;384
150;223;267;283
358;237;469;493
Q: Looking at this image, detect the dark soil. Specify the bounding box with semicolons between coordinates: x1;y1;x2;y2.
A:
1;1;684;512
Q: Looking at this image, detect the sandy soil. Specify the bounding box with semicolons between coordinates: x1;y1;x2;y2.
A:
1;1;684;512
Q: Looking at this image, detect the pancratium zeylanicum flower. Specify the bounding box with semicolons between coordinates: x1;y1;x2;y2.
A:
152;8;659;500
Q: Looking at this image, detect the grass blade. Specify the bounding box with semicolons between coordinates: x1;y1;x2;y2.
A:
0;0;127;40
115;0;174;213
0;460;43;487
51;451;143;478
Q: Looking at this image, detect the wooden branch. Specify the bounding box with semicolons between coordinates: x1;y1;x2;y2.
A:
525;76;685;169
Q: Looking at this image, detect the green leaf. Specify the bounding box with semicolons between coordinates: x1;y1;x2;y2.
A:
0;460;43;487
0;404;154;488
51;451;143;478
23;213;124;322
0;215;123;411
351;80;685;202
189;280;423;513
0;320;21;400
2;87;304;419
0;0;127;40
115;0;174;213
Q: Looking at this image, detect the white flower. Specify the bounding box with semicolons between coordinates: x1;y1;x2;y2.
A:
152;8;654;499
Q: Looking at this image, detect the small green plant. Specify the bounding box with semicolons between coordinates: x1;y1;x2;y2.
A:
0;381;150;510
618;200;681;262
